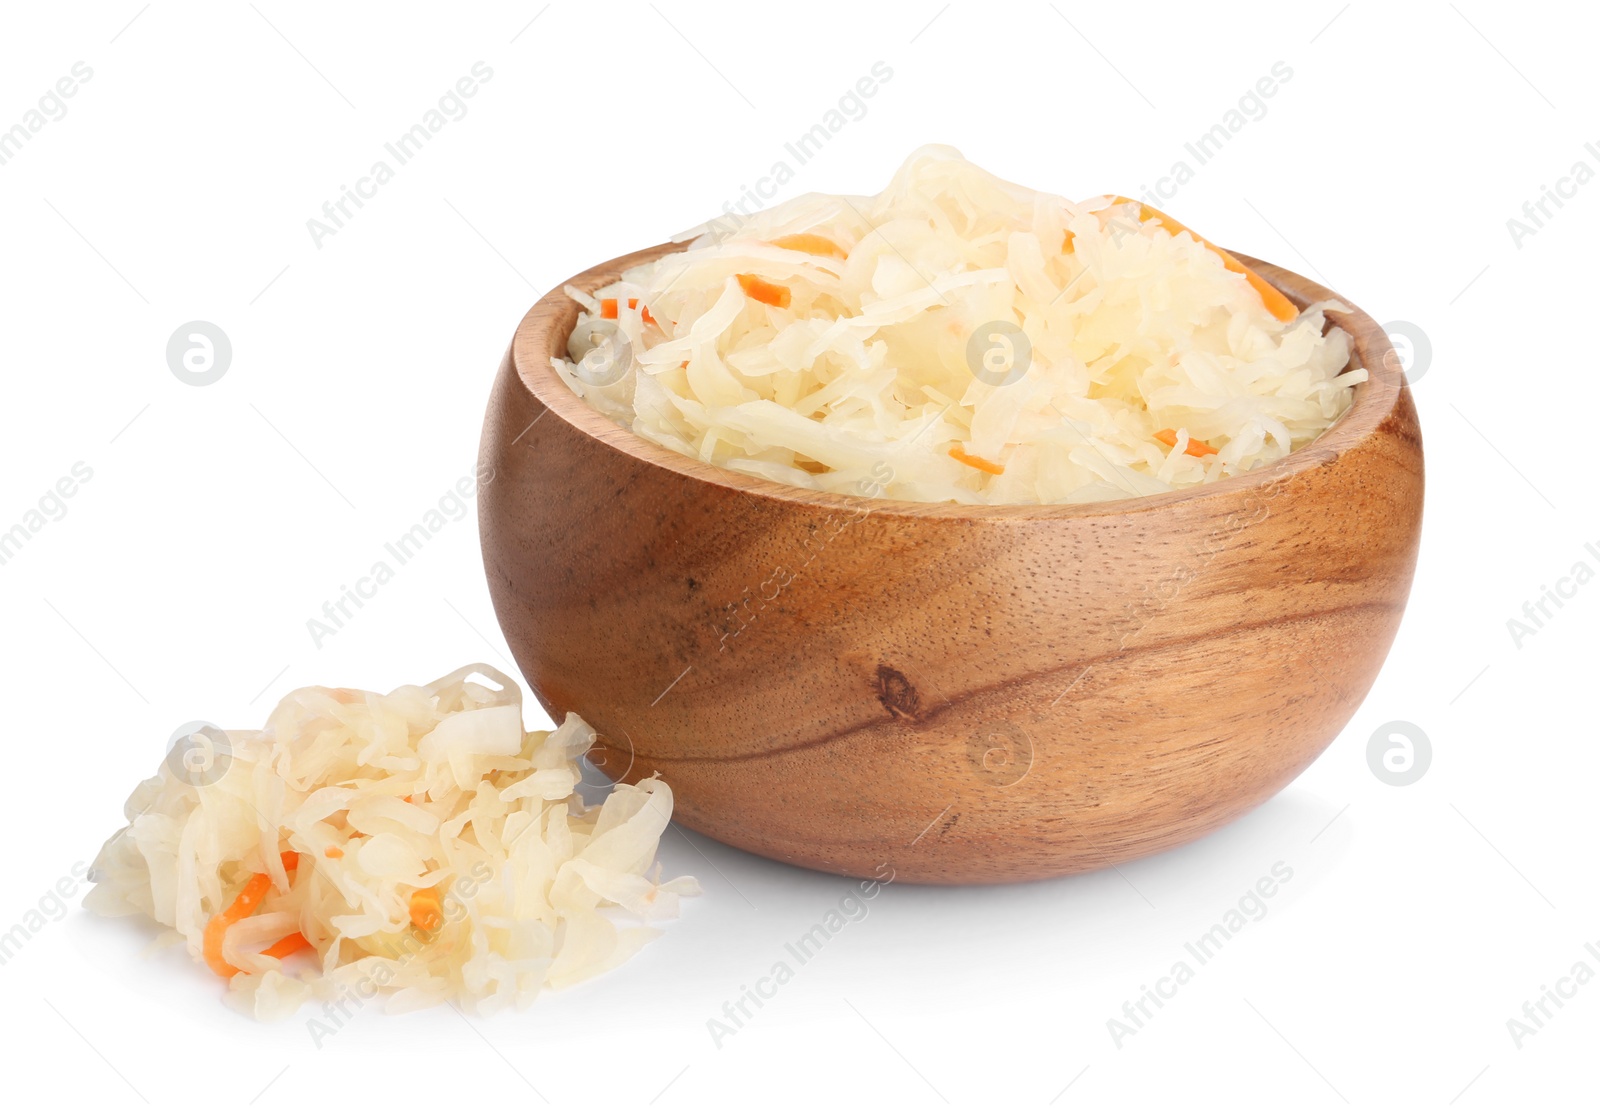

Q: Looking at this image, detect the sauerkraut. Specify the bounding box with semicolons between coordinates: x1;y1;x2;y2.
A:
86;665;698;1020
557;145;1366;504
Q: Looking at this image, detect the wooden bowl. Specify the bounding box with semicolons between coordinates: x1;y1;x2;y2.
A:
479;242;1423;885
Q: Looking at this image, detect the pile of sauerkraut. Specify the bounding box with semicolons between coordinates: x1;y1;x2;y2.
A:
86;666;697;1019
557;145;1365;504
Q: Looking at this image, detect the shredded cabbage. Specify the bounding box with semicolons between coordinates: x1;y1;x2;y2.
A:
87;665;698;1020
556;145;1366;504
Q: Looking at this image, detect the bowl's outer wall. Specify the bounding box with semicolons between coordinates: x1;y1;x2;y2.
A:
479;248;1424;884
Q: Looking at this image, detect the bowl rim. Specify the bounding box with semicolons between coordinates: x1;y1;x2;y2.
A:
507;240;1409;520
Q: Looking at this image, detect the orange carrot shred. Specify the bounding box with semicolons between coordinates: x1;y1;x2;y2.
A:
203;872;272;978
949;446;1005;475
736;273;791;308
409;889;444;932
600;297;655;325
1154;428;1219;458
1112;197;1298;323
324;846;344;859
260;932;312;961
201;924;235;978
201;854;300;978
229;873;274;919
770;233;847;260
1062;229;1076;253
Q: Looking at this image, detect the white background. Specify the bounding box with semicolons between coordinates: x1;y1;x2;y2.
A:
1;2;1594;1106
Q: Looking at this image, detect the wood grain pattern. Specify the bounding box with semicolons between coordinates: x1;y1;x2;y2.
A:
478;242;1424;884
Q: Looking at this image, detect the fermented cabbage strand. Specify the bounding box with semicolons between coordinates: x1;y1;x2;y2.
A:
557;145;1365;504
87;665;698;1019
